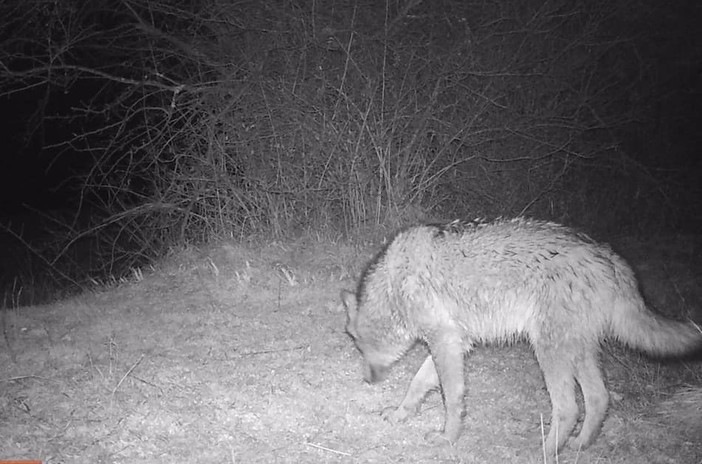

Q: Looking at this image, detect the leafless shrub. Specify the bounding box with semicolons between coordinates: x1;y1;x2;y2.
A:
0;0;698;299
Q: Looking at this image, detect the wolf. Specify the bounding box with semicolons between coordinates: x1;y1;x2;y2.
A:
342;218;701;456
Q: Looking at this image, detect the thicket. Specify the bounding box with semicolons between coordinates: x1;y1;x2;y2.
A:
0;0;700;303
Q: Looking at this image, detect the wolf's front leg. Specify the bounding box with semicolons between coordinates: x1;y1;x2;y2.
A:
382;355;440;423
427;330;466;444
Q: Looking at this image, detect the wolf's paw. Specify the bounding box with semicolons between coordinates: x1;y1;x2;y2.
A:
424;430;455;446
567;435;591;451
381;406;411;424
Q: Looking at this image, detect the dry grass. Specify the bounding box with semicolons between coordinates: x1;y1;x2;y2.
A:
1;234;700;464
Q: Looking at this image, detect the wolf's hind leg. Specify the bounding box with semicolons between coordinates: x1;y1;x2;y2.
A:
570;352;609;450
382;355;439;423
535;346;579;456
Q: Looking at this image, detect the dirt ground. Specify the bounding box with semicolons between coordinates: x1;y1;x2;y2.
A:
1;233;701;463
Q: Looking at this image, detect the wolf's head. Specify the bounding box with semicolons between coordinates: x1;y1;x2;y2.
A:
341;289;414;383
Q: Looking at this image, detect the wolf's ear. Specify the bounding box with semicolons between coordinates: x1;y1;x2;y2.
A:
340;290;358;319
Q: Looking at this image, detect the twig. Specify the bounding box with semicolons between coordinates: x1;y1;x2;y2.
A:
0;375;57;383
306;442;352;457
240;346;306;357
112;354;145;395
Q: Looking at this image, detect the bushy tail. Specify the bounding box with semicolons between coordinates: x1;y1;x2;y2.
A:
611;301;702;357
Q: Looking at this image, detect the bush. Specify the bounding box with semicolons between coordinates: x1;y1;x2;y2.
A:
0;0;699;299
